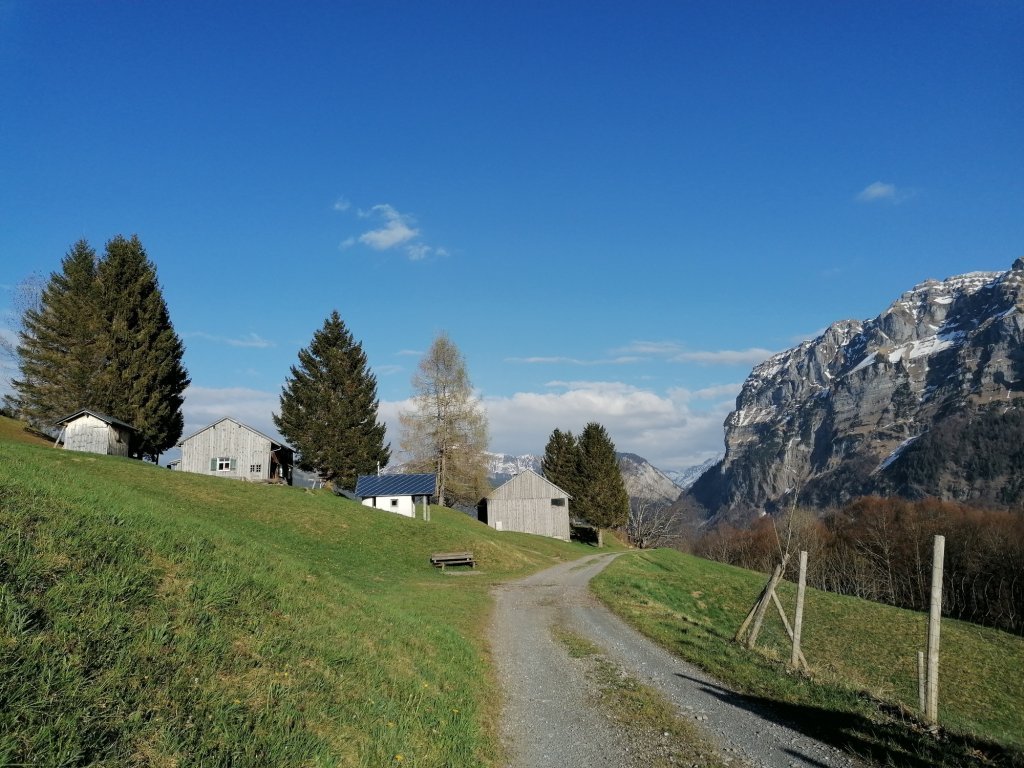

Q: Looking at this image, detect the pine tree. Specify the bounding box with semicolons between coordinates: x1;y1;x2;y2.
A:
399;332;489;507
541;428;581;501
10;240;104;428
577;422;630;533
274;310;390;489
94;235;189;460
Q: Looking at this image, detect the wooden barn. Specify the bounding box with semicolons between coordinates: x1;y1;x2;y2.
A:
56;409;137;457
355;473;436;518
176;417;293;484
478;469;571;540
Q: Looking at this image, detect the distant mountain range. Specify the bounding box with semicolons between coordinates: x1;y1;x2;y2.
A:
485;451;703;507
689;258;1024;519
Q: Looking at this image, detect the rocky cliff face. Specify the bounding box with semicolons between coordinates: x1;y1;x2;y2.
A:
692;259;1024;516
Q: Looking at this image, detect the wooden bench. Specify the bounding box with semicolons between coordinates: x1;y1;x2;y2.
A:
430;551;476;570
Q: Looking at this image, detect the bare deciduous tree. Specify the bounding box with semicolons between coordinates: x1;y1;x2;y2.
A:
399;333;489;507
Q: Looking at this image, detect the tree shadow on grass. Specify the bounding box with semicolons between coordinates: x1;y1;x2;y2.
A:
675;672;1023;768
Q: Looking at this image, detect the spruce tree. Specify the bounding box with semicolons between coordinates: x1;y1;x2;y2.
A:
11;240;104;428
577;422;630;532
541;428;582;501
274;310;390;489
94;235;189;460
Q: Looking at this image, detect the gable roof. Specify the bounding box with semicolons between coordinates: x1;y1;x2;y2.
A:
355;473;436;498
55;409;137;432
177;417;288;449
487;468;572;500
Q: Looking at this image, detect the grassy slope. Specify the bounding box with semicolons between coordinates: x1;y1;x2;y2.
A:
592;549;1024;768
0;423;594;767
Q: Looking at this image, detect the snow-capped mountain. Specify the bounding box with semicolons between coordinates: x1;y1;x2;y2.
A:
486;452;543;486
691;259;1024;516
663;456;722;490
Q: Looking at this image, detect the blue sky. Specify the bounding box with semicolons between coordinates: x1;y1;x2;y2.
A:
1;1;1022;469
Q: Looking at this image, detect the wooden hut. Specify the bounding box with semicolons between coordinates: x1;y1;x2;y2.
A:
478;469;571;540
176;417;293;484
55;409;137;457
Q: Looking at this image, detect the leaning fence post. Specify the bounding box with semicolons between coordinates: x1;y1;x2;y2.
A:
791;550;807;670
925;534;945;725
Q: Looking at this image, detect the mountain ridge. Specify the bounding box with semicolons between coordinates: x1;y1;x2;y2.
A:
690;259;1024;518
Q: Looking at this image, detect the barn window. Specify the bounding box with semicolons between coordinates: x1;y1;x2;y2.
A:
211;457;235;471
551;498;566;507
250;464;262;474
390;498;399;508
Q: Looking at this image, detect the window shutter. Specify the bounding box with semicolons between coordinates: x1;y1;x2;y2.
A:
230;458;237;471
210;458;216;471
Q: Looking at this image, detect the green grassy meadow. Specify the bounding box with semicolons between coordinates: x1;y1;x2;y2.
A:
592;548;1024;768
0;418;593;767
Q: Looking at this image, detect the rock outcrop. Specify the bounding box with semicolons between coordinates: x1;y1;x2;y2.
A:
691;259;1024;517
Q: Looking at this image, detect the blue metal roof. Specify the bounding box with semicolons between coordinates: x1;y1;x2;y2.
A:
355;473;436;498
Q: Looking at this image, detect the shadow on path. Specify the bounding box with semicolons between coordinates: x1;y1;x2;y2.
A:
675;673;1022;768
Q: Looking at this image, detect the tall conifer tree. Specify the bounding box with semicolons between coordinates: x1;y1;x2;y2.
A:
11;240;104;427
12;235;188;460
274;310;390;489
95;235;189;460
577;422;630;532
541;428;581;500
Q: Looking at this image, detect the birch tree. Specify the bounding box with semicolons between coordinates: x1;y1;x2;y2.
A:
399;333;489;507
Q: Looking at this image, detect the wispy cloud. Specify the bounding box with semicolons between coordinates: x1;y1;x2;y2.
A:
856;181;914;204
506;355;640;366
396;349;422;357
181;385;281;443
375;364;403;376
614;340;775;367
357;204;420;250
337;199;448;261
185;331;275;349
381;379;735;469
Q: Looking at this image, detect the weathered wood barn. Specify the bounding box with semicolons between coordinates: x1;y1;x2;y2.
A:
56;409;137;457
355;473;436;518
176;417;293;484
478;469;571;540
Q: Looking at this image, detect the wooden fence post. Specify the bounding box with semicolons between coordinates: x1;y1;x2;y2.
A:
791;550;807;670
925;534;945;725
917;650;926;715
746;558;788;649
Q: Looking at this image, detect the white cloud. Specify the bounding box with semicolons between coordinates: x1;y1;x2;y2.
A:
181;385;282;443
375;364;403;376
335;199;448;261
405;243;432;261
856;181;914;204
358;204;420;250
380;379;735;471
614;341;775;367
185;331;275;349
506;355;640;366
672;348;775;366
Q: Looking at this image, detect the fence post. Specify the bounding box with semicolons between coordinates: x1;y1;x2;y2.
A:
918;650;926;715
925;534;945;725
791;550;807;670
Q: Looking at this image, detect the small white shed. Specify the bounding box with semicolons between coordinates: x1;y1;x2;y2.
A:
354;474;436;518
176;417;293;484
55;409;137;457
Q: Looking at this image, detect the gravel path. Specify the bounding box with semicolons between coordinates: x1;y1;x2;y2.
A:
489;552;867;768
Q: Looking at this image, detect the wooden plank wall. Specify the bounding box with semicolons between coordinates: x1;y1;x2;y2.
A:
63;415;130;456
179;420;271;480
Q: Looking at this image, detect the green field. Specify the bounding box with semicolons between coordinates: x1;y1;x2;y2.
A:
592;548;1024;768
0;418;593;767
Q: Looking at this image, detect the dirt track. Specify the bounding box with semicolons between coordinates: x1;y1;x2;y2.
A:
489;553;865;768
